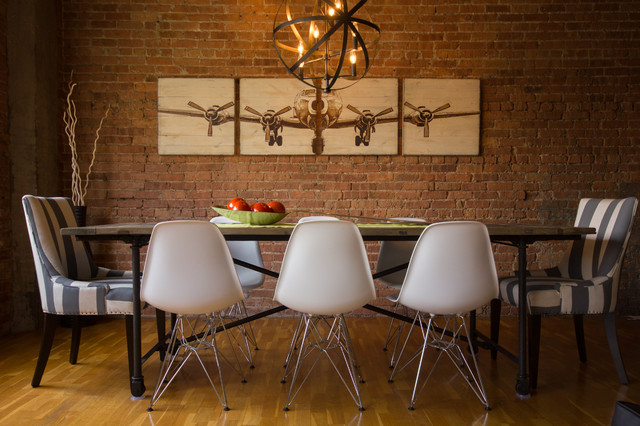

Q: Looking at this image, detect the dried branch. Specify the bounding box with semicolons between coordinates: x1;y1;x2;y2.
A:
63;73;110;207
64;80;81;205
82;105;110;203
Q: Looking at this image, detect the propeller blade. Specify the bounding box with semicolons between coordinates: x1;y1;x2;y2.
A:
347;104;364;116
216;101;234;112
244;106;263;117
374;107;394;118
208;120;213;137
404;101;420;112
432;103;451;114
188;101;207;113
274;106;292;116
424;122;429;138
264;124;271;143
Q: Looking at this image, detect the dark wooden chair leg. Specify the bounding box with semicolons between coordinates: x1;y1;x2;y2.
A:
155;308;166;361
125;315;134;380
32;313;58;387
528;314;541;390
69;315;82;364
603;312;629;385
573;314;587;362
490;298;502;360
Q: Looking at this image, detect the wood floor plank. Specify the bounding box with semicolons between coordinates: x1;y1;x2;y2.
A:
0;315;638;425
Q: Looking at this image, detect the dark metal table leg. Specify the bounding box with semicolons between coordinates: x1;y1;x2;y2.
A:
468;309;478;354
515;239;530;398
130;243;146;399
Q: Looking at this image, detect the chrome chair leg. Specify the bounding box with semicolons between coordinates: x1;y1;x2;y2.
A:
281;315;302;374
239;300;259;350
220;303;255;368
148;314;234;412
282;314;365;412
389;313;490;411
383;302;409;368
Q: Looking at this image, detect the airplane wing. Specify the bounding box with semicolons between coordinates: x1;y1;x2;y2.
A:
158;109;203;118
327;116;397;129
237;115;309;129
279;118;310;129
432;111;480;119
402;111;480;122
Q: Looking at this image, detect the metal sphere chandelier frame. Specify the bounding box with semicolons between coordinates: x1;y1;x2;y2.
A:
273;0;380;92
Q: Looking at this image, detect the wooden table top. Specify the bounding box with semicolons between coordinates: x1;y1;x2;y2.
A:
61;221;595;242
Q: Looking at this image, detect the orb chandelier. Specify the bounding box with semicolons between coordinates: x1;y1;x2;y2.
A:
273;0;380;93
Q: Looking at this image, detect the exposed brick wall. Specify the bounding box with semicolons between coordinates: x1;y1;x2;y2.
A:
0;0;11;334
58;0;640;315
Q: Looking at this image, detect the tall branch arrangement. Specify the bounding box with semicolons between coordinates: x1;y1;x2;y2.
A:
63;76;110;206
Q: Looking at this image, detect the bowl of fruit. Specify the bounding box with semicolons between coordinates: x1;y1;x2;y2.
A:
213;198;289;225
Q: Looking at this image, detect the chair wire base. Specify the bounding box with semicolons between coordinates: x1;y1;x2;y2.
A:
282;314;365;412
389;313;490;411
382;300;408;369
147;313;248;412
220;301;258;367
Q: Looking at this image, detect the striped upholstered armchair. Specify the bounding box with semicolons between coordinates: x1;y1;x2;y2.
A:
22;195;135;387
490;197;638;388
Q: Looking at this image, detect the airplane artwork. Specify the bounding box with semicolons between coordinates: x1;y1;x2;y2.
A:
157;78;236;155
159;81;398;153
402;78;481;156
403;101;480;138
158;101;234;137
157;78;481;156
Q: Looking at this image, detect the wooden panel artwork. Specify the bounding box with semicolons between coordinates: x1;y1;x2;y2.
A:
239;78;315;155
156;78;480;156
403;79;480;156
321;79;398;155
157;78;235;155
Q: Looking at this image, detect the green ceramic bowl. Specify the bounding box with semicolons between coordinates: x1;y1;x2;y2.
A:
212;206;289;225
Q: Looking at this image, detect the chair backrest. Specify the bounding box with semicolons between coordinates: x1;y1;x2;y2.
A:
375;218;427;288
141;221;245;315
398;221;499;315
297;216;340;223
22;195;99;312
210;216;265;290
274;220;376;316
559;198;638;281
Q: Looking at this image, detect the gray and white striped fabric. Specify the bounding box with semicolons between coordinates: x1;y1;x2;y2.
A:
499;198;638;315
23;195;134;315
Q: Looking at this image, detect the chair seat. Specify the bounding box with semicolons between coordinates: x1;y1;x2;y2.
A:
498;275;613;315
50;276;134;315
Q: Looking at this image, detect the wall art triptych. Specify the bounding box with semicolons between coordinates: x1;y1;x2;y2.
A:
157;77;480;156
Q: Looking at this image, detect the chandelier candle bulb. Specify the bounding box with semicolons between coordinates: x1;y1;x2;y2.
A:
350;51;356;76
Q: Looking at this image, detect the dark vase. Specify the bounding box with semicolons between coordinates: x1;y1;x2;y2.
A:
73;205;87;227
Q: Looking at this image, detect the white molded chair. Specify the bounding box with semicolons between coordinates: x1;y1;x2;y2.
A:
141;221;248;412
389;221;498;410
210;215;265;358
375;218;427;368
274;220;376;411
297;215;340;223
491;197;638;388
281;215;339;371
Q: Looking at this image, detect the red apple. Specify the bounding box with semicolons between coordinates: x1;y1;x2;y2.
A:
228;197;250;211
251;202;273;213
268;201;286;213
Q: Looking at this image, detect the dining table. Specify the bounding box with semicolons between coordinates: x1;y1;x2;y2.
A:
61;221;594;400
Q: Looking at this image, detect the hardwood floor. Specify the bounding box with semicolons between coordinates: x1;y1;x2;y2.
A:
0;315;638;425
